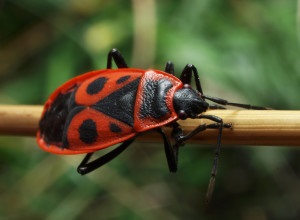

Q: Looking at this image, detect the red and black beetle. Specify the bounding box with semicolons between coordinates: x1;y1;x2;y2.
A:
37;49;267;201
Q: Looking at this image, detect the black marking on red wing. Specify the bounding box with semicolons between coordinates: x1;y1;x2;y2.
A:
39;91;73;145
67;87;79;111
116;75;131;84
62;106;85;148
139;78;173;119
86;77;108;95
79;119;98;144
92;77;141;126
110;122;122;133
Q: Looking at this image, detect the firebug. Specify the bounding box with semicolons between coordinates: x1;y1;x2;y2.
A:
37;49;267;202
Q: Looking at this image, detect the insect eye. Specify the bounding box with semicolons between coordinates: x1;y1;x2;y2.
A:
178;110;188;120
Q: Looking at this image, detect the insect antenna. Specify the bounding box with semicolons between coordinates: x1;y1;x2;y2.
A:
202;95;270;110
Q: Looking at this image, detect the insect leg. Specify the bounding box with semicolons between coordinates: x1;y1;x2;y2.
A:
164;61;175;75
198;115;224;204
203;95;270;110
173;115;230;204
180;64;203;94
77;139;135;175
157;127;178;172
158;119;225;174
107;48;128;69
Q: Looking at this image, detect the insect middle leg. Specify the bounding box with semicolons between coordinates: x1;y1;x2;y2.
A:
157;127;178;172
164;61;175;75
107;48;128;69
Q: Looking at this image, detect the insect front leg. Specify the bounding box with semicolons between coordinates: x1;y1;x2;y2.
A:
180;64;204;94
107;48;128;69
158;121;222;174
172;115;231;204
162;121;209;173
196;115;230;204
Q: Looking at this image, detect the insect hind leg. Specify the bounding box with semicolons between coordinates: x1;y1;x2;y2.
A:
77;139;134;175
107;48;128;69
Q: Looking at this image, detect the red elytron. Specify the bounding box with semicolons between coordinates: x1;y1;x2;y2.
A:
37;49;267;203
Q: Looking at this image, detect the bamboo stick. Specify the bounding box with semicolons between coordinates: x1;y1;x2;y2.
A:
0;105;42;136
162;110;300;146
0;105;299;146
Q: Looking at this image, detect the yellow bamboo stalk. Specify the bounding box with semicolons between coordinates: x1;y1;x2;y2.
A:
169;110;300;146
0;105;298;146
0;105;42;136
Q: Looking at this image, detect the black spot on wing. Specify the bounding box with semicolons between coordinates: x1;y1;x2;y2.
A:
62;106;85;148
79;119;98;144
116;75;130;84
87;77;108;95
110;122;122;133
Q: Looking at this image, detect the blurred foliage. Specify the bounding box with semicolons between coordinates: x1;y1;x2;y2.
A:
1;0;300;219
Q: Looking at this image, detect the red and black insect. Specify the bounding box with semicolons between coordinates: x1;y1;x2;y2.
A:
37;49;267;202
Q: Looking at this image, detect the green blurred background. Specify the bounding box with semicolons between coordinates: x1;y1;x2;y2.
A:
1;0;300;219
